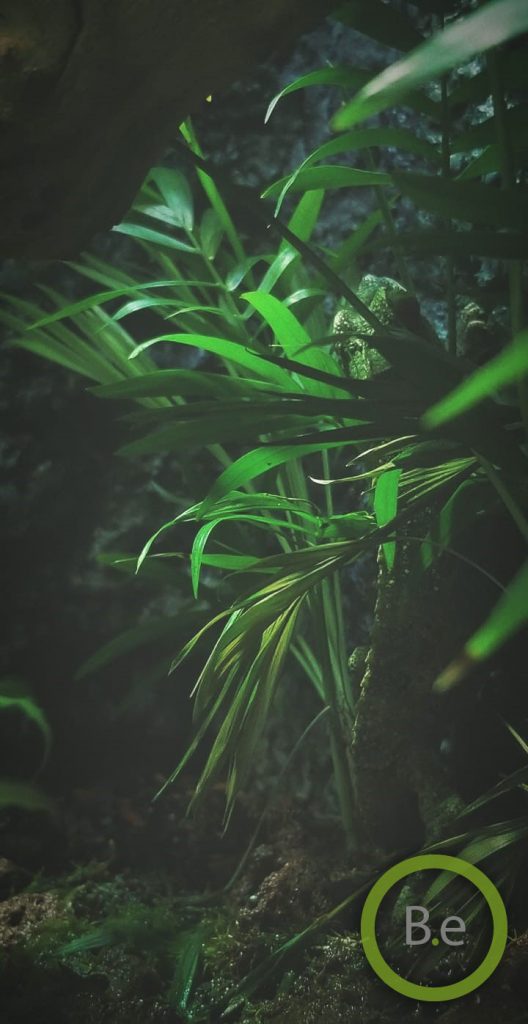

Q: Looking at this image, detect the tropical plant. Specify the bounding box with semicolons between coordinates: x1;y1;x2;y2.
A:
2;0;527;859
0;677;53;814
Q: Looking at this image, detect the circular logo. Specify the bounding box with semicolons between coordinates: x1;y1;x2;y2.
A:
360;854;508;1001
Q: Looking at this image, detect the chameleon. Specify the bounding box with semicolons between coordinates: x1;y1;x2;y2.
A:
332;273;437;379
333;275;464;852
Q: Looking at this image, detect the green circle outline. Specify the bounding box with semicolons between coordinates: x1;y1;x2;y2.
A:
360;853;508;1002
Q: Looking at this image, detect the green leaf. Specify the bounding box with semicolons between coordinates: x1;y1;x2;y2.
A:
460;766;528;816
92;370;278;401
200;208;224;259
258;190;325;285
129;333;290;388
180;118;247;265
287;189;325;242
263;166;391;201
265;68;372;122
374;469;401;570
113;223;196;252
420;478;491;569
457;140;528;183
266;65;438;124
27;281;180;329
0;780;55;815
393;172;528;231
423;331;528;428
332;208;385;272
188;516;298;598
187;597;305;820
150;167;194;230
296;127;441;169
200;443;345;514
242;291;341;393
269;130;439;215
333;0;528;130
225;256;269;291
98;551;184;585
319;511;374;541
192;521;226;598
169;927;203;1013
434;560;528;691
201;553;262;571
0;678;52;768
135;203;190;230
505;723;528;758
118;407;319;456
76;615;202;679
111;296;173;321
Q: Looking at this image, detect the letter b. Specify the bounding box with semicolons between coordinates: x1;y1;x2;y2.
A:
406;906;431;946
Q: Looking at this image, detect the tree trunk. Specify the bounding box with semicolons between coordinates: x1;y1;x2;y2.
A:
0;0;330;258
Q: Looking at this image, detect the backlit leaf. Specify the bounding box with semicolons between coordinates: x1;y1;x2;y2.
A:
333;0;528;130
424;331;528;428
374;469;401;569
113;222;196;252
150;167;194;230
0;678;51;768
434;560;528;691
0;780;55;815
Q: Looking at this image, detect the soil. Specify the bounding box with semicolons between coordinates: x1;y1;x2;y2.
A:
1;777;528;1024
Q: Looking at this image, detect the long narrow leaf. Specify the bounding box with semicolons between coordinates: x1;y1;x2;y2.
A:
333;0;528;130
434;560;528;691
424;331;528;428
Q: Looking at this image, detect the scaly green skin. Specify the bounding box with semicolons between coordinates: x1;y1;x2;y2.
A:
332;274;406;379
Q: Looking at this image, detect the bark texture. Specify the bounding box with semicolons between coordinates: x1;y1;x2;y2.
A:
0;0;330;258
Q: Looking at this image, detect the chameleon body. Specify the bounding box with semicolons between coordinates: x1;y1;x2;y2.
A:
332;273;437;379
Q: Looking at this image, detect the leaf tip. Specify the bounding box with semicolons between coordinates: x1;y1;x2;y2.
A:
433;651;475;693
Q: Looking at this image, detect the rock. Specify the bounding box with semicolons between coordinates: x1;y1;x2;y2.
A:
0;890;63;946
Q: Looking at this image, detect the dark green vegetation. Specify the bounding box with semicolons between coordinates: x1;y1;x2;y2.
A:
1;1;528;1021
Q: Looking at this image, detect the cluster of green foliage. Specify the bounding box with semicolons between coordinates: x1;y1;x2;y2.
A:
2;0;527;866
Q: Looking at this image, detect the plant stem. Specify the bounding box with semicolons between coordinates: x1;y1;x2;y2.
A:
180;119;249;270
283;451;357;848
316;449;358;848
316;579;358;851
321;450;354;697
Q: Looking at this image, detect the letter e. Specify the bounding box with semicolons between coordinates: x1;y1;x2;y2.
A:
440;915;466;946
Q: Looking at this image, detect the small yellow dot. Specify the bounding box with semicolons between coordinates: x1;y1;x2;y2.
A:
432;937;440;946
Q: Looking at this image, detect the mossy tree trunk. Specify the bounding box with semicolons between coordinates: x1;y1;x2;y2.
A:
351;514;504;854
